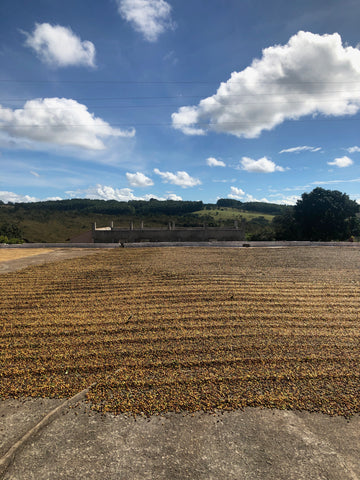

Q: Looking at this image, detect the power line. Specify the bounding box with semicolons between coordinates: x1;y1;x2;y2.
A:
1;90;360;105
1;117;359;128
1;79;360;85
1;98;359;110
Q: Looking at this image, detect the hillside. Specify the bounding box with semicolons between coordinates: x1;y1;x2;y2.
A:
0;199;285;243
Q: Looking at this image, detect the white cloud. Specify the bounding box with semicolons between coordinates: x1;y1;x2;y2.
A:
0;191;38;203
116;0;173;42
126;172;154;187
172;106;206;136
328;156;353;168
279;146;321;154
153;168;201;188
213;178;236;183
240;156;284;173
206;157;226;167
228;186;245;199
172;31;360;138
243;194;270;203
163;50;178;65
0;187;183;204
312;178;360;185
66;184;181;201
227;187;269;203
30;171;40;177
24;23;95;68
166;193;182;201
268;193;301;205
0;98;135;150
347;146;360;153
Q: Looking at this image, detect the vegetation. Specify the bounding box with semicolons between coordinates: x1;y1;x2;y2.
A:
0;198;281;242
0;188;358;242
0;222;24;244
1;247;360;417
217;198;287;215
274;188;360;241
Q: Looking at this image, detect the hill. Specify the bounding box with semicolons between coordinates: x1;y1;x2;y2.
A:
0;198;286;243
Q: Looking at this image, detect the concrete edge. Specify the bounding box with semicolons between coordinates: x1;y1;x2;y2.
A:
0;243;119;249
1;241;359;249
122;241;360;248
0;384;96;478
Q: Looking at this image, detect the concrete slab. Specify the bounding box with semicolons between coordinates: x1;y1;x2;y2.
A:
0;249;100;274
1;399;360;480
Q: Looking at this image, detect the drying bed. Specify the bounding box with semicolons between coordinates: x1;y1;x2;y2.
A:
1;247;360;417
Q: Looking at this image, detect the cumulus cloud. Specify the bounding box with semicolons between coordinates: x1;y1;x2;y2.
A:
268;193;301;205
0;191;38;203
206;157;226;167
153;168;201;188
228;186;245;199
328;156;353;168
243;194;270;203
279;146;321;154
172;31;360;138
227;187;269;203
240;156;284;173
347;146;360;153
116;0;173;42
126;172;154;187
166;193;183;201
67;184;181;201
0;187;182;204
0;98;135;150
24;23;96;68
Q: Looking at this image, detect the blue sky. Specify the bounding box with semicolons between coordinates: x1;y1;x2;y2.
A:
1;0;360;205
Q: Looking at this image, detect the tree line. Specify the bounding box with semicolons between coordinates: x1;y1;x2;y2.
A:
1;188;359;242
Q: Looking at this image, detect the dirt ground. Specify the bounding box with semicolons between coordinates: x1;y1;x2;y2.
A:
0;248;100;274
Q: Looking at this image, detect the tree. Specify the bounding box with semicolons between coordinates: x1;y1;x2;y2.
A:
0;222;23;239
294;188;360;241
273;207;299;240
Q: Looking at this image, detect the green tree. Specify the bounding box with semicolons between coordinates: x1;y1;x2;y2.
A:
0;222;23;239
273;207;299;240
294;188;360;241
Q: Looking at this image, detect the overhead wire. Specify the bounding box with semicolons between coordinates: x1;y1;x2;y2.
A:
1;89;360;102
0;79;360;85
1;117;359;128
0;79;360;128
0;98;358;109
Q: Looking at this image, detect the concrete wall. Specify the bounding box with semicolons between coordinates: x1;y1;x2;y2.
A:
93;225;246;243
69;230;93;243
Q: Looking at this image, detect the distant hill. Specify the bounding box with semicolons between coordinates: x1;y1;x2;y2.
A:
0;198;287;243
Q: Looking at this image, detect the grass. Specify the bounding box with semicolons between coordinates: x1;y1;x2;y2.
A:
1;247;360;417
1;206;275;242
194;208;274;222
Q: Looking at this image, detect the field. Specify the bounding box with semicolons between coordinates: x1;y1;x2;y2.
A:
194;207;274;222
1;247;360;417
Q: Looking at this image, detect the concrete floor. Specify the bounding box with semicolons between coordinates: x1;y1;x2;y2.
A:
1;398;360;480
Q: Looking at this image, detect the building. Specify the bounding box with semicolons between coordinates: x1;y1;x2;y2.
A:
92;221;245;243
